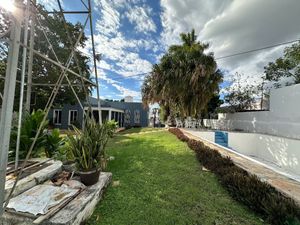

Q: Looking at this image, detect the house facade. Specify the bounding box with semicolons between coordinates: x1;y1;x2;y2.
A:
48;97;149;129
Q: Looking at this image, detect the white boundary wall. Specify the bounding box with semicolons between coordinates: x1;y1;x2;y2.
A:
204;84;300;139
193;130;300;179
228;132;300;177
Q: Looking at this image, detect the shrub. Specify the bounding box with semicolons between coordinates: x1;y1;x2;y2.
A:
169;128;189;142
9;110;66;161
44;129;64;158
169;128;300;225
9;109;48;159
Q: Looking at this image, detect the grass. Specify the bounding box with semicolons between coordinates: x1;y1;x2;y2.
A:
87;128;264;225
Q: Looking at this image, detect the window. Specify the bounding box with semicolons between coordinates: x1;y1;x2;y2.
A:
69;110;78;125
53;109;62;125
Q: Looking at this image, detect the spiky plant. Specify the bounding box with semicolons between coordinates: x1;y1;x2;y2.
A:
67;117;117;171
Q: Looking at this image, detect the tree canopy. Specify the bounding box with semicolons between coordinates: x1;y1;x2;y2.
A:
0;5;92;110
264;41;300;87
142;29;222;118
224;73;258;112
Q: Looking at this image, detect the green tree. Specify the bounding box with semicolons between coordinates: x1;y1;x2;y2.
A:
205;93;223;117
224;73;258;112
0;5;92;110
264;41;300;87
142;29;222;118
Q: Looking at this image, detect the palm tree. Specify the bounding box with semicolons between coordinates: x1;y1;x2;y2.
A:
142;29;222;119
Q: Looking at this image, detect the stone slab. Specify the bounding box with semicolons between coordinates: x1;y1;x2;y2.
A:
1;172;112;225
5;160;62;199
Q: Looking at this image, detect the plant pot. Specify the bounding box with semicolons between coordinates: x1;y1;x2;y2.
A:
78;169;100;186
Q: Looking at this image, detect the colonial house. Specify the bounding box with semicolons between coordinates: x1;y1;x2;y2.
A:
48;97;149;129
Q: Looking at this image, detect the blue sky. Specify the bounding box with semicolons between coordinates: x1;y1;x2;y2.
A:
38;0;300;101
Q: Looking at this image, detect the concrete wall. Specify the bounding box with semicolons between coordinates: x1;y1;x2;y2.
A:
228;132;300;177
206;84;300;139
186;130;215;142
194;130;300;177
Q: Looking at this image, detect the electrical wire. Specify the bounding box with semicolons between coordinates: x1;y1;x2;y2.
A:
93;38;300;83
215;39;300;60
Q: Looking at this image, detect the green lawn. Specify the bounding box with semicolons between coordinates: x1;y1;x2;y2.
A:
87;129;264;225
118;127;162;135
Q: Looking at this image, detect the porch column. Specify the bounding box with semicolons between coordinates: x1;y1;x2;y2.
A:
108;110;112;121
116;112;119;126
121;113;124;127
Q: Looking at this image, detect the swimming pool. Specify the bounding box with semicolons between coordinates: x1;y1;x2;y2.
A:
186;130;300;181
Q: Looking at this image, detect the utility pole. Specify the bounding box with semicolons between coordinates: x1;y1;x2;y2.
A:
88;0;102;124
0;12;22;215
25;0;36;112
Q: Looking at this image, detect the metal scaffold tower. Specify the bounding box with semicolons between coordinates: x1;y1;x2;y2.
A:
0;0;102;215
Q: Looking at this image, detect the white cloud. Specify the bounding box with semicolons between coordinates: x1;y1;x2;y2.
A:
98;69;141;98
94;0;121;37
125;5;156;33
111;83;140;98
160;0;300;87
92;32;153;77
160;0;231;48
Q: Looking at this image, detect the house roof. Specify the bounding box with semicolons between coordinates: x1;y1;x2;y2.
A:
84;97;148;111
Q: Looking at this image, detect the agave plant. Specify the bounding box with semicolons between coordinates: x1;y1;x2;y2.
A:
67;117;117;172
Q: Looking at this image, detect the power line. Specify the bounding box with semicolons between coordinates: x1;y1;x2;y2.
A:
97;38;300;83
215;39;300;60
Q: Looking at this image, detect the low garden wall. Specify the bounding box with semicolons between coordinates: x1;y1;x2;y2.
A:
169;128;300;225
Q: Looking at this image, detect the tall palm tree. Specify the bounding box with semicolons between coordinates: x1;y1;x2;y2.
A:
142;29;222;119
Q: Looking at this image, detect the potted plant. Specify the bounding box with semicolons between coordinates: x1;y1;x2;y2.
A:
67;117;117;185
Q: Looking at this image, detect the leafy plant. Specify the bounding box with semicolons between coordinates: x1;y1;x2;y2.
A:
9;109;48;159
44;128;64;158
67;117;117;171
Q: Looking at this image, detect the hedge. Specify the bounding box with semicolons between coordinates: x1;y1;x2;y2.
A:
169;128;300;225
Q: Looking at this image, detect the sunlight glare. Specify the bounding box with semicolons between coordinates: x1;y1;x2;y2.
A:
0;0;15;12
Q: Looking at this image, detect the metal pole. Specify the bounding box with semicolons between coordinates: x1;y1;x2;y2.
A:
0;16;22;215
25;0;36;112
15;0;30;170
88;0;102;124
19;42;97;86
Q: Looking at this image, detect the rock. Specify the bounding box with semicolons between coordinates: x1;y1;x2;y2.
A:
112;180;120;187
108;156;115;161
63;180;86;189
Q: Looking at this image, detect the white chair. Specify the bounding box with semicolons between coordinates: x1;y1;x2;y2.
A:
191;119;196;129
175;118;183;128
